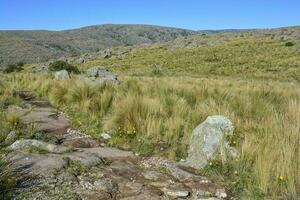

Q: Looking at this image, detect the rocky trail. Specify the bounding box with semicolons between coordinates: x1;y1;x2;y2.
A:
4;91;228;200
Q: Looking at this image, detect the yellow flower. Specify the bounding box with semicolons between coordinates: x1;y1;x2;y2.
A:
278;176;284;181
209;162;213;166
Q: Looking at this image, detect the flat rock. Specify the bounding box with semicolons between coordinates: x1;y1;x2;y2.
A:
81;147;134;160
62;137;100;148
6;151;67;176
9;139;71;154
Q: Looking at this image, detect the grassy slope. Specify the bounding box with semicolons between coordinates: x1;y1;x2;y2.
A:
84;36;300;81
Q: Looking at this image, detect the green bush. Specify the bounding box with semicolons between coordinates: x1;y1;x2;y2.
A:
49;61;80;74
0;159;36;199
285;42;294;47
3;62;24;73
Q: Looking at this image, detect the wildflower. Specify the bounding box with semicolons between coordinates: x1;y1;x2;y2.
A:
278;175;284;181
209;162;213;166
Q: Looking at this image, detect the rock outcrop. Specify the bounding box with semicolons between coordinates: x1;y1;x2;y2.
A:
8;91;70;136
54;69;70;80
4;92;228;199
182;115;236;169
86;67;119;84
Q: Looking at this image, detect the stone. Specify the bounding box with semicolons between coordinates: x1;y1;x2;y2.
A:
100;133;111;140
10;107;70;136
86;67;119;83
215;188;227;199
9;139;72;154
164;190;190;198
62;137;100;148
54;69;70;80
183;115;235;169
4;131;17;145
64;151;104;167
82;147;134;159
14;90;36;100
6;151;67;176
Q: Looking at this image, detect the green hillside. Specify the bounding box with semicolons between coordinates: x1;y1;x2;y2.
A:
84;36;300;81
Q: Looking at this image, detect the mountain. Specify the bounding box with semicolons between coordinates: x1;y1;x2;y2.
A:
0;24;196;66
1;24;299;67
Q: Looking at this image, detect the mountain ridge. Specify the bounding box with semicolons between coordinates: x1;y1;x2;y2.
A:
0;24;299;66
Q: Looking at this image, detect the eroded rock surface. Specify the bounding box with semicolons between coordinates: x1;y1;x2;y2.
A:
5;92;227;199
8;91;70;136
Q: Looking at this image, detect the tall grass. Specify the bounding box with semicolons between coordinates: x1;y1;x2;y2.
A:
1;73;299;199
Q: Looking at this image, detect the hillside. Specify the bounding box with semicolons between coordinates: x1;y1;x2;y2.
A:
0;24;195;66
83;34;300;81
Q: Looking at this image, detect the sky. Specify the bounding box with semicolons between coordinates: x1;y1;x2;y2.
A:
0;0;299;31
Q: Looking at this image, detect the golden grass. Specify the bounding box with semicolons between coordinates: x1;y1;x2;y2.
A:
83;37;300;81
1;73;299;198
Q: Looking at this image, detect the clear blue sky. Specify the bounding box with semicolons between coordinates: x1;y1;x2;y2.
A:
0;0;299;30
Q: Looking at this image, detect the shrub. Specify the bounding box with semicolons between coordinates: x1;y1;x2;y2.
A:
16;62;24;67
3;62;24;73
135;137;155;156
49;61;80;74
150;64;162;76
0;159;27;199
285;42;294;47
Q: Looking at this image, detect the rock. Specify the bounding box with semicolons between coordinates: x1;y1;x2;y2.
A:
6;151;67;176
62;137;100;148
94;178;118;196
164;190;190;198
100;133;111;140
64;151;104;167
29;100;52;107
21;107;70;135
14;90;36;100
182;115;235;169
54;69;69;80
76;57;85;64
4;131;17;145
86;67;119;83
9;139;72;154
215;188;227;199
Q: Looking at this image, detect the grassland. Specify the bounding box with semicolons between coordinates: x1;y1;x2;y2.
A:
1;73;299;199
0;34;299;199
84;36;300;81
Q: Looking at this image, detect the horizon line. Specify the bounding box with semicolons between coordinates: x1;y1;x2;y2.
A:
0;23;299;32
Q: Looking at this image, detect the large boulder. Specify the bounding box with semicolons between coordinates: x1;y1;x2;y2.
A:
86;67;119;84
182;115;235;169
55;69;70;80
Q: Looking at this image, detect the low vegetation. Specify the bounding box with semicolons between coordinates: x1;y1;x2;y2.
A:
49;60;80;74
2;62;24;73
